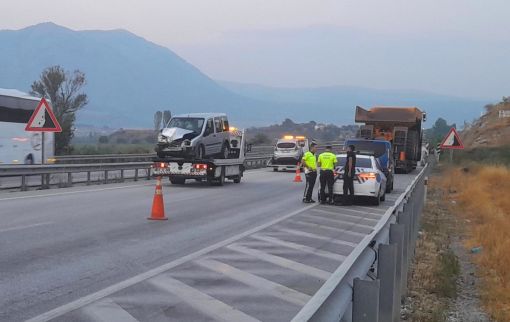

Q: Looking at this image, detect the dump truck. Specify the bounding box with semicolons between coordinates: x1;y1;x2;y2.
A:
355;106;426;173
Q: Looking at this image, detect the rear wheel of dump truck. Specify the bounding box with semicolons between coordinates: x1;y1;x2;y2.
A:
233;175;241;183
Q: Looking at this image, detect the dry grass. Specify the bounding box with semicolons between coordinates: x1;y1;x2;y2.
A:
436;165;510;321
405;180;459;321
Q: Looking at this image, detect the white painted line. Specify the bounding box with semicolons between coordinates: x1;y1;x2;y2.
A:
291;220;366;239
195;258;310;306
300;215;372;234
0;221;53;233
227;244;330;280
351;206;386;213
26;204;317;322
319;206;384;217
82;298;139;322
249;234;346;262
273;227;357;248
148;274;260;322
311;208;379;223
0;183;152;201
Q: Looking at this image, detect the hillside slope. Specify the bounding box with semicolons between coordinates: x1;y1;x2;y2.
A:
461;98;510;148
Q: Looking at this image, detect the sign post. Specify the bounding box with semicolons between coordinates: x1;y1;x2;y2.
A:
25;97;62;164
439;127;464;163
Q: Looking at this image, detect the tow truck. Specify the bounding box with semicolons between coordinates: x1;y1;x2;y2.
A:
267;135;309;171
152;128;246;186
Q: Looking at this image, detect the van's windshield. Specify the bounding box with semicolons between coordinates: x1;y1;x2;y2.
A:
346;141;387;157
167;118;205;133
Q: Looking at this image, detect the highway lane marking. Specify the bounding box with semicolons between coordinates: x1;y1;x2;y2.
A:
271;227;357;248
26;203;316;322
82;298;139;322
0;183;153;201
248;234;346;261
311;208;379;223
290;220;365;241
0;221;53;233
195;258;311;306
319;206;387;218
148;274;260;322
227;244;330;280
299;215;373;234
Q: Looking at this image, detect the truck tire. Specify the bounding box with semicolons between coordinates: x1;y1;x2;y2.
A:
233;175;241;183
211;167;225;186
170;178;185;185
273;167;278;172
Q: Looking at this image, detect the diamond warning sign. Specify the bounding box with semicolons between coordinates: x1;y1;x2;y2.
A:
440;127;464;149
25;97;62;132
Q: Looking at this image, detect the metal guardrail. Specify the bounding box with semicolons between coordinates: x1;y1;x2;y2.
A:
293;164;429;322
0;155;274;191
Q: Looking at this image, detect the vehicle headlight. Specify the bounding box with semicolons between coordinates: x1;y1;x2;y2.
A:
182;139;191;147
158;134;165;142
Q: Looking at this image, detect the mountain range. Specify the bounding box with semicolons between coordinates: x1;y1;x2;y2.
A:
0;23;487;128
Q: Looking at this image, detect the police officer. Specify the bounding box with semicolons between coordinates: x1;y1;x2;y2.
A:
318;145;337;204
343;144;356;205
301;143;318;203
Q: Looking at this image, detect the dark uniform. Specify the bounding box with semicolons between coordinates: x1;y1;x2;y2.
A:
318;150;337;204
343;150;356;205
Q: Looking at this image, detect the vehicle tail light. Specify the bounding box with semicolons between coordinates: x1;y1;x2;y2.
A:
359;172;377;179
193;163;208;170
154;162;167;168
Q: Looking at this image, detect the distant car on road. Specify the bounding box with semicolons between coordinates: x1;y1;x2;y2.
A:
156;113;231;159
321;153;387;205
269;135;309;171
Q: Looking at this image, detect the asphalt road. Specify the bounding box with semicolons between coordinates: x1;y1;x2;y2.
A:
0;169;419;321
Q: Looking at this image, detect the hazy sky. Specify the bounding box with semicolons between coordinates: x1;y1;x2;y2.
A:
1;0;509;99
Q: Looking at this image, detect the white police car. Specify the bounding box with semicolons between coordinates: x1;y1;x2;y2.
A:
325;153;387;205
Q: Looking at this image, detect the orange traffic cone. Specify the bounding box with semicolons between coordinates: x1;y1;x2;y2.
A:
148;176;168;220
293;163;303;182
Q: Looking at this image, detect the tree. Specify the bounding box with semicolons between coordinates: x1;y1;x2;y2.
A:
98;136;109;144
163;110;172;126
251;133;271;145
31;66;88;155
154;111;163;132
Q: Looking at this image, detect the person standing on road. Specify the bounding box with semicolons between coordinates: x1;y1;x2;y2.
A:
318;145;337;204
343;144;357;206
302;143;318;203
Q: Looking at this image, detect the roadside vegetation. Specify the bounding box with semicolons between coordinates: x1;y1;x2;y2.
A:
404;174;460;321
436;164;510;321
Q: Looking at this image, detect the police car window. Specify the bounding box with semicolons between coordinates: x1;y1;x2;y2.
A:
277;143;296;149
337;156;371;168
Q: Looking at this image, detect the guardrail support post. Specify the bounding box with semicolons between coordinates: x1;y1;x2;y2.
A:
120;169;124;182
21;175;27;191
67;172;72;187
86;171;91;185
134;169;139;181
378;244;397;322
104;170;108;184
353;278;380;322
398;207;411;300
147;168;151;180
389;224;404;321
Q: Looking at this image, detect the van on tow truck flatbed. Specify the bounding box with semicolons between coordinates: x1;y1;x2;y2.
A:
152;129;246;186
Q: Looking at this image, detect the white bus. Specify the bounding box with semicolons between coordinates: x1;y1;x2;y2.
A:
0;88;54;164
